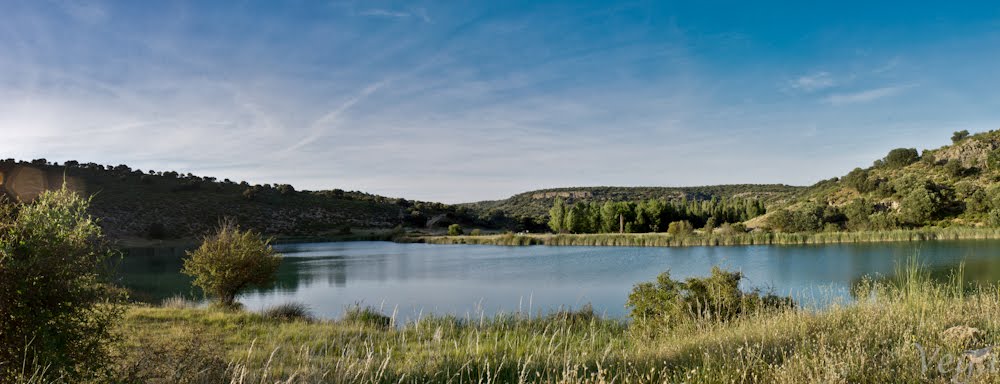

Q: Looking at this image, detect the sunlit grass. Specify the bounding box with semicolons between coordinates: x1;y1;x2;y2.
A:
97;262;1000;383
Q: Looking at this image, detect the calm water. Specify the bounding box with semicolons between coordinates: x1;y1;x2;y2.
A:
119;240;1000;320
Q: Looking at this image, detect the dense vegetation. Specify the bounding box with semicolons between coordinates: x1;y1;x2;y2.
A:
0;189;124;382
768;129;1000;233
0;159;492;241
546;197;765;234
462;185;801;232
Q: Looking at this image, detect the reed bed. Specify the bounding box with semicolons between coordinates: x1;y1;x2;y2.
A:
409;226;1000;248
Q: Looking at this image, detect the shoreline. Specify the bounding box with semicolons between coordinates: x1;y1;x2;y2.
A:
400;226;1000;247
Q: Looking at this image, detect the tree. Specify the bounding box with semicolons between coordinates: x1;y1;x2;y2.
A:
843;168;878;193
944;159;966;178
952;130;970;143
548;198;566;233
182;221;283;307
447;223;464;236
899;187;942;226
277;184;295;195
666;220;694;236
843;199;874;230
883;148;919;168
567;202;591;233
0;188;124;380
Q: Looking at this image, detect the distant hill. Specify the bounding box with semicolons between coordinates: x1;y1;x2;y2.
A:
761;129;1000;232
460;185;804;230
0;159;485;242
26;137;992;241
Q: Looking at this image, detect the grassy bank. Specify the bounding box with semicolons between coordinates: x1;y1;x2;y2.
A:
405;226;1000;247
90;268;1000;383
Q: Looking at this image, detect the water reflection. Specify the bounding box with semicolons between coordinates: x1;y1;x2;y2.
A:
117;240;1000;320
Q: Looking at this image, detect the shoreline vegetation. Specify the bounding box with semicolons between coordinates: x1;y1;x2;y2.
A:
101;263;1000;383
403;226;1000;247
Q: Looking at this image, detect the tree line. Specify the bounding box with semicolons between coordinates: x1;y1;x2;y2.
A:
547;197;766;234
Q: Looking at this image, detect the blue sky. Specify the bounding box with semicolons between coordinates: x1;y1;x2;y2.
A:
3;1;1000;203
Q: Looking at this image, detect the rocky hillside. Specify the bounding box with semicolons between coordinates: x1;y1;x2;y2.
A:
765;129;1000;232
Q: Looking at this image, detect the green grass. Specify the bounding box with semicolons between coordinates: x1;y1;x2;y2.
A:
407;226;1000;247
96;264;1000;383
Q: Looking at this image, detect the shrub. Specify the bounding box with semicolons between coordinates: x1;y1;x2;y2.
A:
276;184;295;195
842;167;879;193
182;221;283;307
470;228;482;236
988;149;1000;170
944;159;966;177
626;267;792;331
952;129;970;143
447;224;463;236
989;209;1000;227
544;303;598;325
0;188;125;381
766;207;822;233
899;187;943;226
261;302;313;322
883;148;919;168
342;304;392;329
666;220;693;236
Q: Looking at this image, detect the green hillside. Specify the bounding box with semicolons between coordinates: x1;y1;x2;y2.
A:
765;129;1000;232
0;159;486;242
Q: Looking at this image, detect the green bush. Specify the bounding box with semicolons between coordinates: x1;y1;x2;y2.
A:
447;224;463;236
952;129;970;143
766;206;822;233
342;304;392;329
261;302;313;322
470;228;482;236
666;220;693;236
883;148;919;168
842;167;878;193
182;221;283;307
626;267;793;331
944;159;966;177
0;189;125;381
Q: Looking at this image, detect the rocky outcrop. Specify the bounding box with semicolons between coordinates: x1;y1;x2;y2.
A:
934;136;1000;169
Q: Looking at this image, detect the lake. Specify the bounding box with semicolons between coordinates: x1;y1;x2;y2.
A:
119;240;1000;320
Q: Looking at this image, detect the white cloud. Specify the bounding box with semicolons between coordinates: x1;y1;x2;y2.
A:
823;85;911;105
360;9;412;19
790;72;835;92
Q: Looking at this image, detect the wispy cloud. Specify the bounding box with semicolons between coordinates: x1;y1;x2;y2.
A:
279;78;391;155
360;9;410;18
790;72;835;92
53;0;109;25
359;8;431;23
823;85;912;105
